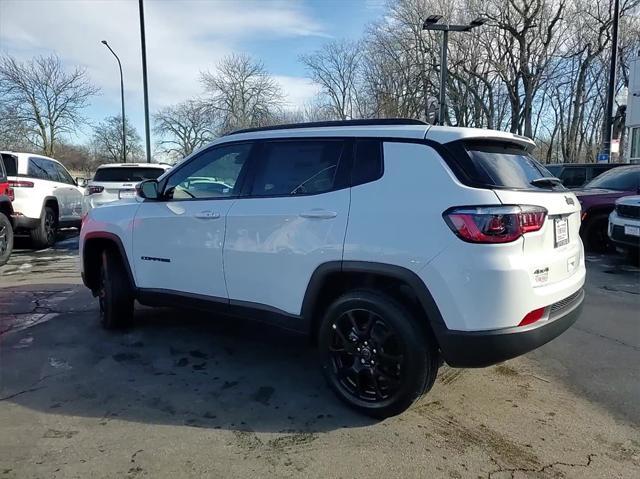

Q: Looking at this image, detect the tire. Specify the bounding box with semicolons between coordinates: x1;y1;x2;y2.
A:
0;212;13;266
30;206;57;249
97;248;134;329
625;247;640;267
584;215;611;253
318;289;439;418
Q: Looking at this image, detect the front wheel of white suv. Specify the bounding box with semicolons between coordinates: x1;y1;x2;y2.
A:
98;249;134;329
318;290;439;418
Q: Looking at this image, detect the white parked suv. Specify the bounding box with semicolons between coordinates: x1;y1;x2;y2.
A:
79;119;586;417
608;195;640;259
1;151;84;248
83;163;171;215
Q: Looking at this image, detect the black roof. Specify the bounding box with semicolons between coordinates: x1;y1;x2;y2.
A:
227;118;427;136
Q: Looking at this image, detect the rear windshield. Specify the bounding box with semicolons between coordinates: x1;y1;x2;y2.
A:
93;167;165;182
445;141;562;190
1;153;18;176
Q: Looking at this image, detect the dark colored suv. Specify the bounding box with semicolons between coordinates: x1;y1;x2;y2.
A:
546;163;624;188
0;154;15;266
575;165;640;251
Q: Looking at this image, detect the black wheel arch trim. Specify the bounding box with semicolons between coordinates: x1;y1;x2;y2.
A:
302;260;447;330
82;232;136;292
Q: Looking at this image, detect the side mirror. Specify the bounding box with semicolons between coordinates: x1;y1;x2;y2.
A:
137;179;159;200
76;177;88;188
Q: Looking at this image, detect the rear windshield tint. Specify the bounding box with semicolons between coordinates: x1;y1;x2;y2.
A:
93;167;165;182
1;153;17;176
444;141;561;190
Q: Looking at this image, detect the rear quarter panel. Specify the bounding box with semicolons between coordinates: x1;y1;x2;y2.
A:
343;141;500;270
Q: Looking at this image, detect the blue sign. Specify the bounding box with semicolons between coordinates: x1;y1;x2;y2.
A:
597;152;609;163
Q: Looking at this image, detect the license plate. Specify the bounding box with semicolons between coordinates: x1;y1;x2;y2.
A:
119;189;136;199
625;225;640;237
554;217;569;247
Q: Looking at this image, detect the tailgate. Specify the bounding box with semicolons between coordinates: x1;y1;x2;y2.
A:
494;189;582;287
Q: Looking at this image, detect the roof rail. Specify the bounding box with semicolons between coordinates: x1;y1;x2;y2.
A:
227;118;427;136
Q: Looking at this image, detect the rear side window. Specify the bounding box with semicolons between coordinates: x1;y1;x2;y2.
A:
249;140;344;197
352;140;383;186
445;141;560;190
1;154;17;176
94;167;165;182
0;156;6;181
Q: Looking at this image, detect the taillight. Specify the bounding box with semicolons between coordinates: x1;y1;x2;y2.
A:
9;180;34;188
7;187;14;202
443;205;547;244
86;185;104;195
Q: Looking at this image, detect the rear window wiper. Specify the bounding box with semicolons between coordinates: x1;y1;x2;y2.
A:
530;177;563;188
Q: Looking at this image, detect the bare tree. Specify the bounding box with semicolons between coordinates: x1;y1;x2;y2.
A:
92;115;143;164
153;100;215;158
300;40;364;120
200;54;284;134
0;54;98;156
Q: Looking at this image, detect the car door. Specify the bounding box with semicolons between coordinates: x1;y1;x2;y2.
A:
52;162;83;221
29;157;70;218
224;138;351;316
131;142;253;299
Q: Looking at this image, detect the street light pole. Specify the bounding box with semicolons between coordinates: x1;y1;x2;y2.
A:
438;30;448;125
101;40;126;163
601;0;620;163
138;0;152;163
423;16;485;126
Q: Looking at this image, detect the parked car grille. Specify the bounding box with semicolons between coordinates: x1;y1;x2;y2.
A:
549;289;583;316
616;204;640;219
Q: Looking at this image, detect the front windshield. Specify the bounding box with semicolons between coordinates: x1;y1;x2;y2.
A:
584;167;639;191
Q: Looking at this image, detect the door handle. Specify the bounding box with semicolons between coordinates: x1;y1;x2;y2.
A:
195;211;221;219
299;209;337;219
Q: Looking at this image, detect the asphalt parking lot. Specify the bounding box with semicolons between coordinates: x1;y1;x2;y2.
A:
1;233;638;478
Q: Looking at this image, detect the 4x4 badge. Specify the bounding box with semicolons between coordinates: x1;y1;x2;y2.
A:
565;196;575;205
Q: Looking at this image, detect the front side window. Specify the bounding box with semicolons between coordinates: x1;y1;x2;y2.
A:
165;143;252;200
585;167;639;191
249;140;344;197
53;162;75;185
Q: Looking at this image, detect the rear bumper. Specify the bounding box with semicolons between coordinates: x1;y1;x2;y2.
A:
434;289;584;368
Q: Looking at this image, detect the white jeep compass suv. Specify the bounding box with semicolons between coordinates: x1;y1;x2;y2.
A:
79;119;585;418
2;151;84;248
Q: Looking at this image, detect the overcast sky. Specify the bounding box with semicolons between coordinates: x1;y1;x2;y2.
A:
0;0;383;148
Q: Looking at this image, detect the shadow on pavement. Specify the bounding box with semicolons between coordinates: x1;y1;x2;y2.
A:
0;285;375;433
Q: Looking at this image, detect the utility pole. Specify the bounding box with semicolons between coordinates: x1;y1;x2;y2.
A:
100;40;126;163
422;15;486;126
600;0;620;163
139;0;152;163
